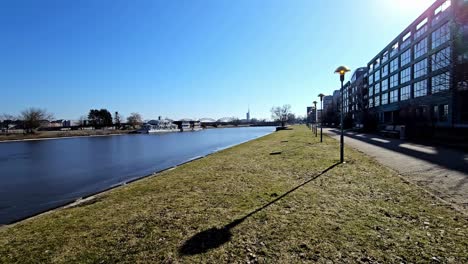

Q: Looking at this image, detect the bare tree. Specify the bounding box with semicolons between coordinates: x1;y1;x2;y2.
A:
271;104;292;127
21;108;54;134
127;113;143;129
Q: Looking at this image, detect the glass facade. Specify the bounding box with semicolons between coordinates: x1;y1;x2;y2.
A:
374;69;381;82
390;90;398;103
375;83;381;94
432;22;450;49
414;80;428;97
375;95;380;107
390;74;399;88
390;58;399;73
366;0;456;127
381;64;389;78
400;67;411;84
414;59;428;78
381;78;388;92
400;49;411;66
415;18;428;39
432;46;451;71
381;93;388;105
401;85;411;101
415;38;428;58
432;72;451;93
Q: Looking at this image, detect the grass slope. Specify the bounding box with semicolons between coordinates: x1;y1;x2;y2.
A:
1;126;466;263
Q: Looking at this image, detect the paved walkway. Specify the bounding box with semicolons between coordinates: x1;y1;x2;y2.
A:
325;128;468;214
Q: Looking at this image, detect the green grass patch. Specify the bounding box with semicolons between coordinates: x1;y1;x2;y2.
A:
1;125;467;263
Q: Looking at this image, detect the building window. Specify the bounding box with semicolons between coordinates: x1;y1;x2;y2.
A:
382;93;388;105
414;80;428;97
401;32;412;49
401;85;411;101
375;82;381;94
432;0;451;26
415;18;428;39
390;58;399;73
369;98;374;108
414;59;428;78
375;69;381;82
390;42;399;57
400;49;411;66
369;86;374;97
390;74;399;88
368;73;374;85
432;72;451;93
382;51;389;63
381;79;388;92
432;23;450;50
375;95;380;107
400;67;411;84
432;46;451;71
390;90;398;103
441;104;449;121
415;38;428;58
381;64;389;78
374;58;381;69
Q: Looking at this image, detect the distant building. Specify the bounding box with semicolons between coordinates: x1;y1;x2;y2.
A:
316;110;322;123
344;67;368;126
306;106;316;123
323;96;333;112
246;107;251;122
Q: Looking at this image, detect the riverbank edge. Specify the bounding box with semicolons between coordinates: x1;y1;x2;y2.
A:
0;125;271;143
0;130;276;228
0;132;132;143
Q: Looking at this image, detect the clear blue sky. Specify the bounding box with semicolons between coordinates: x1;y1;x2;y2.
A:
0;0;435;120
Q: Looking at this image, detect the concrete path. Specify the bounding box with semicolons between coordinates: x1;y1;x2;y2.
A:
325;128;468;214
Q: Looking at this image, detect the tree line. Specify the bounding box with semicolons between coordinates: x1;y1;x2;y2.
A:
1;108;144;134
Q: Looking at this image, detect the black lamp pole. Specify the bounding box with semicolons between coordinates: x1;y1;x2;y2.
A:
318;94;324;143
321;99;323;142
335;66;350;164
313;101;317;137
340;75;345;163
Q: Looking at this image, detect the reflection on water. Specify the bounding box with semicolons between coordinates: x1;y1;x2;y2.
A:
0;127;274;224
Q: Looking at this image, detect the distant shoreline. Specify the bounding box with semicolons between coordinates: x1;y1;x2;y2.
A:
0;125;275;143
0;130;132;143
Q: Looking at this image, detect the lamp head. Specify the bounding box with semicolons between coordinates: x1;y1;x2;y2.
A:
334;66;351;76
318;93;325;101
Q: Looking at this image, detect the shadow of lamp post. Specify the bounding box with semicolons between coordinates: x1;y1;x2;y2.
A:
313;101;318;137
318;94;325;142
334;65;351;163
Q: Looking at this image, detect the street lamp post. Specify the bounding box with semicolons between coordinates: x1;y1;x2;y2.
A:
334;66;351;163
318;94;325;142
313;101;317;137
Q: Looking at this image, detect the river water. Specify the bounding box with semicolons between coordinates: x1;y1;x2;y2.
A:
0;127;275;224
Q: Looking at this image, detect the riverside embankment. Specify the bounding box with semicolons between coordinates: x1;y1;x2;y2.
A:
1;126;467;263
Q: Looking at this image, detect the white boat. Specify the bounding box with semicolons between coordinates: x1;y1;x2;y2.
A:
138;119;179;134
180;121;203;132
181;122;192;132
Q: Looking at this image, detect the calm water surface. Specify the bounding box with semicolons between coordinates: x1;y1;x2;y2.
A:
0;127;274;224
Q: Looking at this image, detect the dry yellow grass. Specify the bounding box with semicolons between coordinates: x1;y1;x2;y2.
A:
0;125;467;263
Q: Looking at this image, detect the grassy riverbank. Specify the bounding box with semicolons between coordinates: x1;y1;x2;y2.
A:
1;125;467;263
0;129;132;142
